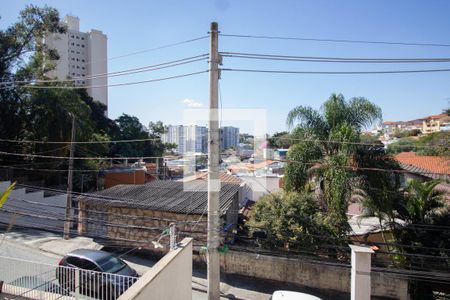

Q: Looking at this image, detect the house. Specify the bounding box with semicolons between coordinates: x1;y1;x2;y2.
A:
97;166;157;190
394;152;450;182
77;180;239;250
422;113;450;134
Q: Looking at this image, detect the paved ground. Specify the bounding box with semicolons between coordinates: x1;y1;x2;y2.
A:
0;228;272;299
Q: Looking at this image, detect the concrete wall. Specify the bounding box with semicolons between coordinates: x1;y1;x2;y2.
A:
216;250;409;300
0;181;66;231
118;238;192;300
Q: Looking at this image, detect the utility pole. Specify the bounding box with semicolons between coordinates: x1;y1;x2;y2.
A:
207;21;220;300
64;115;76;239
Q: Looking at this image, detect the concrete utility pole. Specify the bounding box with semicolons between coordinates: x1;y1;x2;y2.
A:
207;21;220;300
64;115;76;239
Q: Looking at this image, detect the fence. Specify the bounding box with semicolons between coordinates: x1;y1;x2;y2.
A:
0;255;138;300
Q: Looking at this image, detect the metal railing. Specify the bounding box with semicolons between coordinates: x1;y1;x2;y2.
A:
0;255;138;300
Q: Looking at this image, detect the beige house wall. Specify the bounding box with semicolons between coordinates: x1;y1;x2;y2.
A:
118;238;193;300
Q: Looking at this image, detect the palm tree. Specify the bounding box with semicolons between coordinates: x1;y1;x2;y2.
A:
285;93;382;236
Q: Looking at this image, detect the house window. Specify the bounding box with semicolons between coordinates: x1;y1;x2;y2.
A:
81;37;84;40
76;58;79;61
81;59;85;62
82;67;85;70
81;45;85;48
76;36;79;39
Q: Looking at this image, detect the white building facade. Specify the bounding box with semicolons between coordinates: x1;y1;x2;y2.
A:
163;125;207;154
44;16;108;112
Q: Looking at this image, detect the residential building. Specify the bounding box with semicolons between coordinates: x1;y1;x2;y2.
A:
220;126;239;150
44;16;108;111
162;125;207;153
422;113;450;134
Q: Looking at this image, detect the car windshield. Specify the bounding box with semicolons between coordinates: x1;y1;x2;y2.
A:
97;256;126;273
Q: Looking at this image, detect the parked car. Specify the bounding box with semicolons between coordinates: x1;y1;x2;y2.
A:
56;249;139;299
271;291;322;300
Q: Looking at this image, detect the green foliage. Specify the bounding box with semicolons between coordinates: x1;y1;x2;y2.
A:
285;93;382;237
0;5;173;192
387;131;450;156
248;191;338;252
268;131;293;149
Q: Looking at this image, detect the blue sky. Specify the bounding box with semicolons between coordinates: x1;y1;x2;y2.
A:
2;0;450;134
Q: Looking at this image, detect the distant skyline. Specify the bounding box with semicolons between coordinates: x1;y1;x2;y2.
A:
2;0;450;134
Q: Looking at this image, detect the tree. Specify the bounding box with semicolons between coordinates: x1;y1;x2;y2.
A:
285;93;382;236
0;5;66;154
268;131;293;149
248;191;338;253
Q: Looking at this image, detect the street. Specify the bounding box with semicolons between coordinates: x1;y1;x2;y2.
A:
0;228;270;300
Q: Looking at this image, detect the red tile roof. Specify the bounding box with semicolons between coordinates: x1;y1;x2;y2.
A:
394;152;450;176
425;113;448;120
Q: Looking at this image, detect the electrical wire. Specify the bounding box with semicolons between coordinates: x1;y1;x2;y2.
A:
270;135;447;149
0;151;165;160
0;137;162;145
0;54;208;86
219;33;450;48
220;52;450;63
221;67;450;75
5;70;209;90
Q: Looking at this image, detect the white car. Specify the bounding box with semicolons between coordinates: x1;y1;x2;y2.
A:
271;290;322;300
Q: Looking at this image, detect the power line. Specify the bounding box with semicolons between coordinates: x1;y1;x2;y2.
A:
221;67;450;75
0;54;208;86
220;33;450;48
0;151;165;160
4;70;209;90
270;135;447;149
0;137;162;145
62;35;209;68
220;52;450;63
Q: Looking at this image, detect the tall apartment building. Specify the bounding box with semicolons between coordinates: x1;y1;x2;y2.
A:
162;125;207;154
44;16;108;112
220;126;239;150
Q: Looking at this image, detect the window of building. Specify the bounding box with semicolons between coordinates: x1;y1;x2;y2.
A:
71;50;74;53
82;81;85;84
82;74;85;77
81;45;85;48
72;65;75;68
81;59;85;62
71;58;75;61
71;35;74;38
76;36;79;39
81;37;84;40
76;44;79;47
76;58;79;61
76;51;80;54
72;73;75;75
76;66;79;69
71;42;74;46
82;67;85;70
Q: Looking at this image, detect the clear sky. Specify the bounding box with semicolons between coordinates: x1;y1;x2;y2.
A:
2;0;450;134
